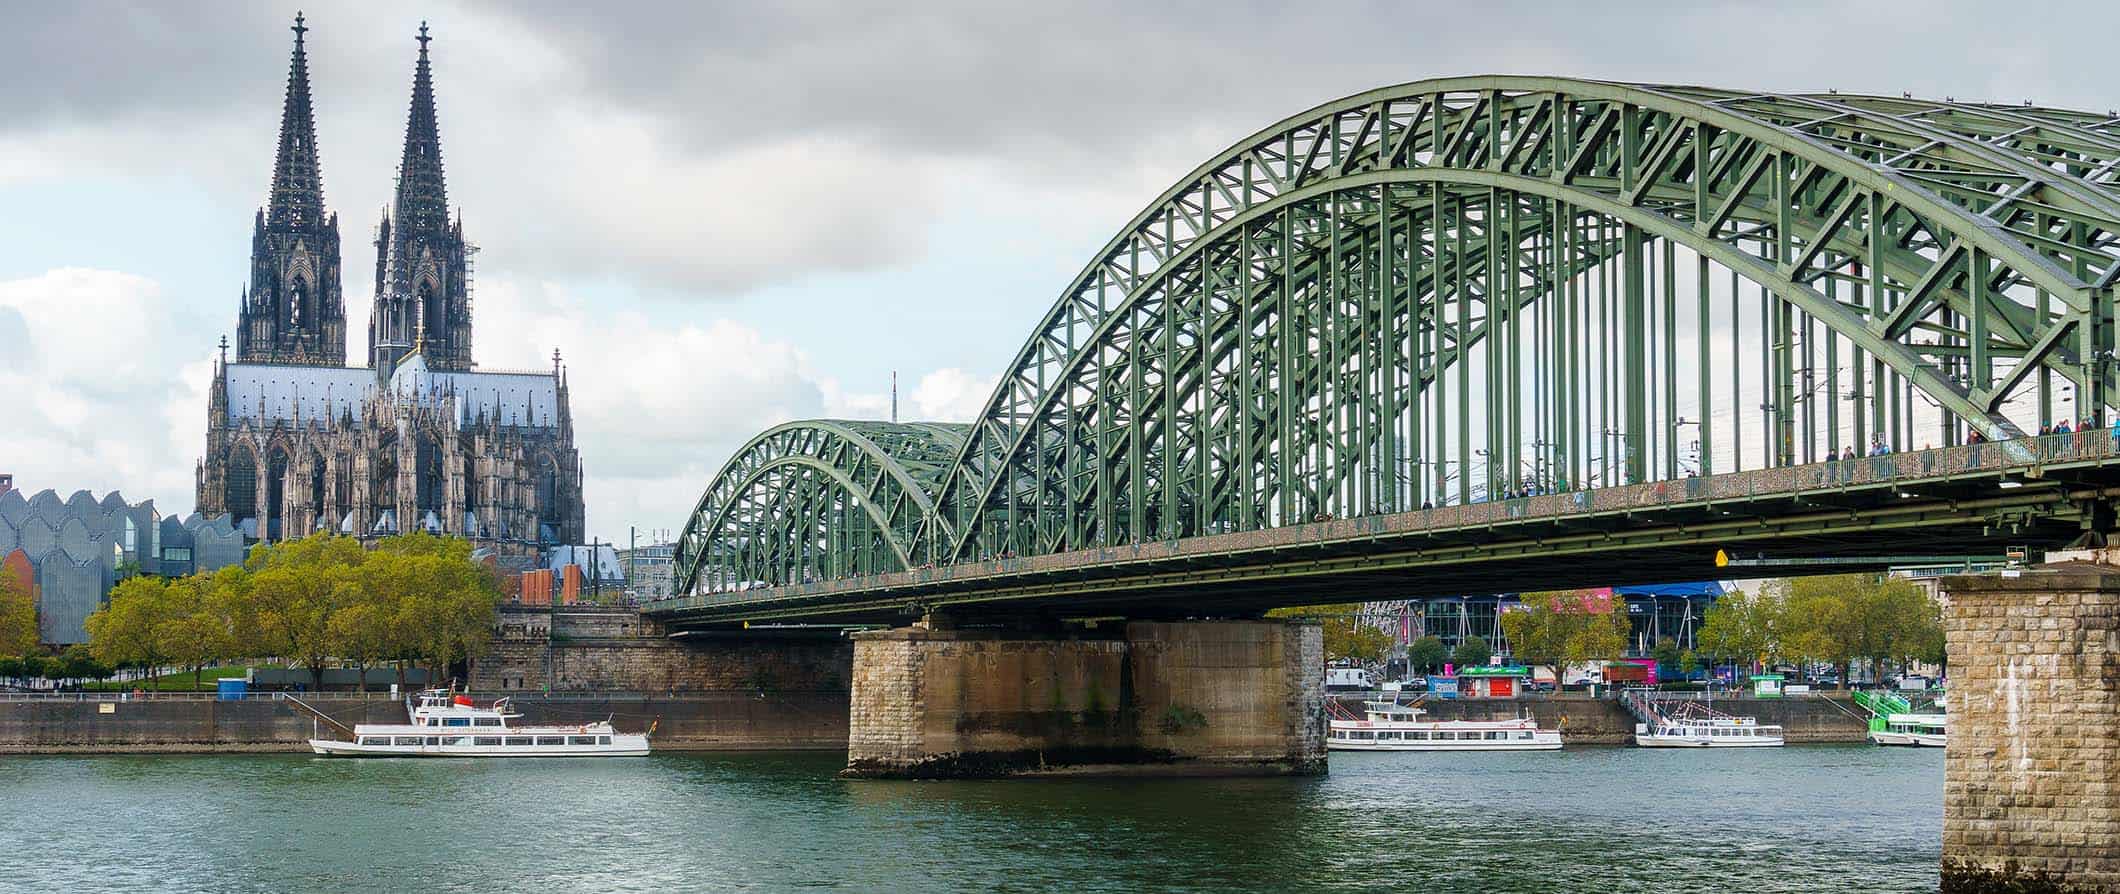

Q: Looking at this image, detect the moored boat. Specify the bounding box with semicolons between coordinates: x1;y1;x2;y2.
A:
1632;700;1783;748
1327;699;1562;751
1868;712;1947;747
309;689;650;757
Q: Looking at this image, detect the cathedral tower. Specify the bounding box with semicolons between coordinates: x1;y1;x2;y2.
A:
369;22;474;375
236;14;346;367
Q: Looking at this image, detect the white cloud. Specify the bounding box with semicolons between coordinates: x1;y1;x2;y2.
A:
473;275;995;540
0;269;212;512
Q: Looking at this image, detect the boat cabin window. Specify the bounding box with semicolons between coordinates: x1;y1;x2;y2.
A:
505;737;533;746
474;737;502;746
443;717;470;727
393;736;423;746
359;737;384;746
475;718;503;727
598;736;611;745
567;736;596;746
536;736;564;746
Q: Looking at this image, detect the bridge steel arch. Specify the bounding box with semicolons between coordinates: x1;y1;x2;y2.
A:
674;76;2120;599
923;76;2120;567
672;421;965;596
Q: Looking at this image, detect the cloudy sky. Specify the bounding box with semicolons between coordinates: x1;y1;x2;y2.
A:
0;1;2105;543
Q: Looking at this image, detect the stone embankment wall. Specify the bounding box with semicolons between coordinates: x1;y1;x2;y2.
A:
844;619;1326;778
1365;694;1870;744
1940;563;2119;894
1;606;857;754
471;605;854;693
0;694;847;753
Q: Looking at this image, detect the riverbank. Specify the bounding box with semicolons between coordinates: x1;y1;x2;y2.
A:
0;690;1869;753
0;692;849;754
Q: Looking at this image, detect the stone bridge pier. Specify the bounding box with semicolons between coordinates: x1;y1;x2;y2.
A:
1943;557;2120;893
841;618;1326;779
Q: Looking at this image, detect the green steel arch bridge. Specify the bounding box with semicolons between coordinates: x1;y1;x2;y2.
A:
654;76;2120;627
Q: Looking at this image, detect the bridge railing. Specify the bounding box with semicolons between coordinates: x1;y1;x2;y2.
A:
658;429;2119;609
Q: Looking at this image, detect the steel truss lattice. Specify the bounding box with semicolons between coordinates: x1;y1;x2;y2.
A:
675;76;2120;599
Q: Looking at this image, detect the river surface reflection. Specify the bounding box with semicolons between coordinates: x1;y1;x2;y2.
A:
0;745;1941;893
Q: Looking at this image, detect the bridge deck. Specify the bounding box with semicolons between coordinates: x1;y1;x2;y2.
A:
649;433;2120;626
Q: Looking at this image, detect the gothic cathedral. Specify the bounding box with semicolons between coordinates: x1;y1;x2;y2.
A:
197;18;585;554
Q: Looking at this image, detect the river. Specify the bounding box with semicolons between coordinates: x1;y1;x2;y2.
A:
0;745;1941;893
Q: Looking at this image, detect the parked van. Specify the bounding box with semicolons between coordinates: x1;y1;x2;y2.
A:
1326;667;1375;691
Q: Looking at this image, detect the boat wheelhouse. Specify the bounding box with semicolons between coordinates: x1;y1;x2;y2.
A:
309;690;650;757
1327;700;1563;751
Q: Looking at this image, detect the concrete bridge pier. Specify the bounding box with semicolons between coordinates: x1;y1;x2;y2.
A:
841;617;1326;779
1943;556;2120;893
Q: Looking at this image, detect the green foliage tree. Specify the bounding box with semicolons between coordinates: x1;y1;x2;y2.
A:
86;576;179;679
1498;590;1628;683
18;654;51;682
0;656;20;684
1451;635;1494;669
246;534;367;690
371;534;501;684
51;646;111;686
85;533;504;692
1650;636;1682;670
1267;603;1394;664
155;575;233;689
1777;573;1939;687
0;570;37;656
1405;635;1449;676
1695;587;1783;676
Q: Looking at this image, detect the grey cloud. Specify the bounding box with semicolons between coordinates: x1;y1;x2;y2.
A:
3;0;2111;299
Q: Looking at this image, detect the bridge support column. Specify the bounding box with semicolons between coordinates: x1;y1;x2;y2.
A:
841;619;1324;779
1942;557;2120;893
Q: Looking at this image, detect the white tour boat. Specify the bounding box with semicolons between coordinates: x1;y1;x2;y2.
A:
309;689;650;757
1633;700;1783;748
1327;699;1562;751
1869;712;1947;748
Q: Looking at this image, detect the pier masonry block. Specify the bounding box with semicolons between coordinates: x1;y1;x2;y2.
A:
1942;558;2120;893
842;619;1325;779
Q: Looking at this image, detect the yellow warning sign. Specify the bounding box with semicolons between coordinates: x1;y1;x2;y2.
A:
1714;549;1730;568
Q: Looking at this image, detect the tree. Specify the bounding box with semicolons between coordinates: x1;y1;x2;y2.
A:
51;646;110;686
86;576;179;679
246;534;366;690
1498;590;1628;683
1405;635;1449;676
1777;574;1935;688
1696;587;1783;676
1451;636;1494;669
372;534;502;683
0;569;37;656
1650;636;1682;671
1267;603;1393;664
158;575;232;689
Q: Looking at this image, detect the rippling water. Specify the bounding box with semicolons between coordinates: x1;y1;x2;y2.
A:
0;746;1940;893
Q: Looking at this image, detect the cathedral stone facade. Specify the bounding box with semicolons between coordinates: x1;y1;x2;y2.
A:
197;18;585;554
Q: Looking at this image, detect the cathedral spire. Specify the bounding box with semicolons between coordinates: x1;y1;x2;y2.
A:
392;21;448;237
266;13;325;230
238;11;346;368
